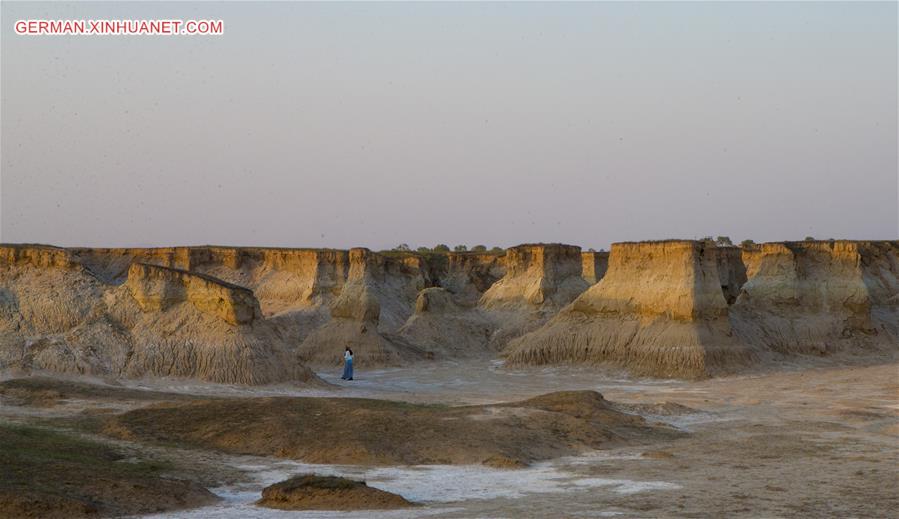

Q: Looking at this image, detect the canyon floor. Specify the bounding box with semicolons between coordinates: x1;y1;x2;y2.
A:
1;357;897;518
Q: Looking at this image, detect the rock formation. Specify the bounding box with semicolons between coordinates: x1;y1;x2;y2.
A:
0;246;317;385
429;251;506;306
72;246;349;315
503;241;754;378
731;240;899;354
296;248;426;366
480;244;588;310
3;239;896;381
0;244;76;269
256;475;413;511
479;244;591;348
397;287;495;358
715;246;747;305
126;263;261;325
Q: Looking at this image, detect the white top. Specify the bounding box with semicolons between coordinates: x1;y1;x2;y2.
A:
344;351;353;361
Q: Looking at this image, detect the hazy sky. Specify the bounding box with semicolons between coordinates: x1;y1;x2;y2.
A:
2;1;896;250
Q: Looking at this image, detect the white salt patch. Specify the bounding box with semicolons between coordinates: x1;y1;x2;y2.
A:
139;451;681;518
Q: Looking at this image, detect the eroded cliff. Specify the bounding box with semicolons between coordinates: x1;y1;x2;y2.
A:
0;247;317;385
72;246;349;315
731;240;898;354
296;248;427;366
503;241;753;378
3;239;895;381
480;244;588;310
397;287;495;358
126;263;261;325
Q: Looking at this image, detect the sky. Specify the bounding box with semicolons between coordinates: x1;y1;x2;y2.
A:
1;1;896;250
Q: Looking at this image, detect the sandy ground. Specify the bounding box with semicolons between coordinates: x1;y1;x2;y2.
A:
1;359;897;518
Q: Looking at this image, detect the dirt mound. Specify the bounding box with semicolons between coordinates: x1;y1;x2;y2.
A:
100;390;683;466
0;377;195;407
0;423;217;518
256;474;413;510
503;241;754;378
297;319;423;367
732;240;899;355
397;288;495;358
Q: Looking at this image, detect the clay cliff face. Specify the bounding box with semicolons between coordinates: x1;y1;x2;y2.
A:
397;287;495;358
504;241;752;378
0;244;77;269
570;241;729;320
72;247;349;315
296;249;427;366
477;244;591;349
3;239;896;381
126;263;261;326
715;246;747;305
0;247;317;385
481;244;588;310
731;240;898;354
429;252;506;306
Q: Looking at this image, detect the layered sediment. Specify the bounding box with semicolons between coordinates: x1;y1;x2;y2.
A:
478;244;591;348
397;287;495;358
503;241;753;378
3;239;896;381
0;244;76;269
429;252;506;306
480;244;588;310
0;247;317;385
126;263;261;325
716;246;747;305
731;240;899;354
71;246;350;315
296;248;427;366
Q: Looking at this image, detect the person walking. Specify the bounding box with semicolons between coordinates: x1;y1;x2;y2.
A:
341;346;354;381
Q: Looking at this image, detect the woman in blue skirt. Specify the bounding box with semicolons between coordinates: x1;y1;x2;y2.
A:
341;346;354;381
